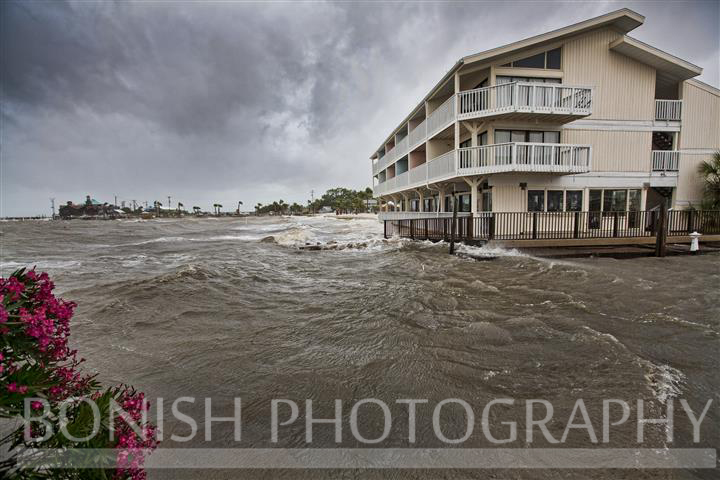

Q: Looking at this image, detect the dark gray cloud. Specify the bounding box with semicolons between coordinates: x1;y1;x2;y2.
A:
1;0;718;216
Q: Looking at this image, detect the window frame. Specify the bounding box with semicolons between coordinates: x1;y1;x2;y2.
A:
527;190;545;212
546;190;564;212
502;47;562;70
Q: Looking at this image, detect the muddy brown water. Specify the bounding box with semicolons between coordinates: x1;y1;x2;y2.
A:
2;216;718;479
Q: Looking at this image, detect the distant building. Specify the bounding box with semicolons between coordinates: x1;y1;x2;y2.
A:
59;195;114;218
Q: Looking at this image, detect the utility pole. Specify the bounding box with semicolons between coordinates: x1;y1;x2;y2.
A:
310;189;314;214
167;196;171;208
50;198;56;219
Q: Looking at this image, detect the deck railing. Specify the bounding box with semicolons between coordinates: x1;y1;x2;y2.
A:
458;143;591;175
652;151;679;172
374;142;592;196
457;82;592;120
426;95;456;138
408;119;427;149
383;210;720;241
655;100;682;121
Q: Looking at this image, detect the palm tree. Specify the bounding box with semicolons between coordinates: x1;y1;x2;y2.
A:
698;151;720;209
193;206;201;215
236;200;243;214
177;202;184;213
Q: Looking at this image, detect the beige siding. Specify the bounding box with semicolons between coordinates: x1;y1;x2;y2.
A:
675;82;720;206
491;184;524;212
675;153;711;207
679;82;720;149
563;130;651;172
563;28;656;120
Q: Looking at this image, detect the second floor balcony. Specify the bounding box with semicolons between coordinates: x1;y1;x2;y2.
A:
374;142;592;196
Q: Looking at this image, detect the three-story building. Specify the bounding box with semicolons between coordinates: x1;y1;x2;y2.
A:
371;8;719;220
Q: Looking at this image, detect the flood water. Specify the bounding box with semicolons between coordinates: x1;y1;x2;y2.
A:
1;215;718;479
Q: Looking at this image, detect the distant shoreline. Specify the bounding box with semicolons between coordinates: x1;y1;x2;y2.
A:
1;212;379;222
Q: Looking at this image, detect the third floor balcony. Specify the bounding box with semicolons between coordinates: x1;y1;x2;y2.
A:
457;82;593;122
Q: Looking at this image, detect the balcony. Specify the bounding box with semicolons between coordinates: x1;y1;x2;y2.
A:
651;150;679;172
457;82;593;122
655;100;682;121
373;82;592;179
373;142;592;196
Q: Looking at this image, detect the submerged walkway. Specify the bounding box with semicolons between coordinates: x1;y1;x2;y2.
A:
512;241;720;259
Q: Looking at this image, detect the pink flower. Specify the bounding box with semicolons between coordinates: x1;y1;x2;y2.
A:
7;382;17;392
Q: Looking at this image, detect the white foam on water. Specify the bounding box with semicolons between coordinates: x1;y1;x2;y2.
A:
580;326;686;404
644;363;686;404
127;236;187;246
455;243;528;258
0;260;82;272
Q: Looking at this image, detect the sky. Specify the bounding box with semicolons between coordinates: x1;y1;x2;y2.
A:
1;0;718;217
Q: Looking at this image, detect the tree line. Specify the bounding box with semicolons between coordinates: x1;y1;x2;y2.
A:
255;187;375;215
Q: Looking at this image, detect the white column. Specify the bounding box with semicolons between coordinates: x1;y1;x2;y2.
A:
463;177;482;214
400;192;410;212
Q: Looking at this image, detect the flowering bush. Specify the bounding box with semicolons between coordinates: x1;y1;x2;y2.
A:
0;268;157;479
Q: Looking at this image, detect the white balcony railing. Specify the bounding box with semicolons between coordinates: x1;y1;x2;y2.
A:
655;100;682;121
651;151;679;171
458;143;591;174
375;83;592;180
427;150;458;181
395;136;409;159
426;95;456;138
408;119;427;149
457;82;592;120
409;163;427;184
373;143;592;196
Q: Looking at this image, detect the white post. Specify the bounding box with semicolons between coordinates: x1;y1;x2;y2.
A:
690;232;701;253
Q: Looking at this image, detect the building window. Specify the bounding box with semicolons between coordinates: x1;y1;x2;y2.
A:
481;190;492;212
494;129;560;144
547;191;564;212
514;52;546;69
479;131;488;146
495;130;511;143
528;190;545;211
603;189;627;215
459;138;471;149
588;189;602;228
496;75;562;84
628;189;641;228
502;48;562;70
546;48;562;69
459;194;471;212
565;190;583;211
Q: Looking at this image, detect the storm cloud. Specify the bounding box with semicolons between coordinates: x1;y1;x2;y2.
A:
1;0;718;216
